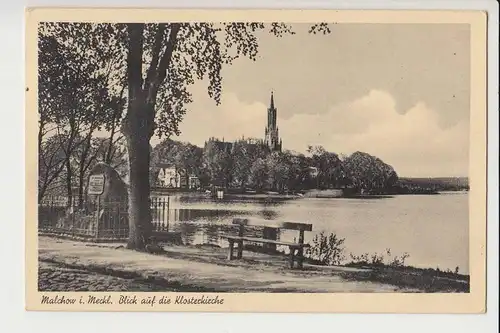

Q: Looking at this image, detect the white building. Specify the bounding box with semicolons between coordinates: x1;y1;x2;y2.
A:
156;164;200;189
157;165;181;188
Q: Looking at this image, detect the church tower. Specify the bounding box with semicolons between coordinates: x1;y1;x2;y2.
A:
264;91;282;152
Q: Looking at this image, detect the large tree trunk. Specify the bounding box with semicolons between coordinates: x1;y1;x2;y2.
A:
124;111;152;250
123;23;153;250
123;23;180;250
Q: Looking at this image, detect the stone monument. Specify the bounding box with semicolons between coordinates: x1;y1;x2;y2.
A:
54;162;130;241
87;162;129;240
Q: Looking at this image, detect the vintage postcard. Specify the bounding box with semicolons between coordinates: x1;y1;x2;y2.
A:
25;8;487;313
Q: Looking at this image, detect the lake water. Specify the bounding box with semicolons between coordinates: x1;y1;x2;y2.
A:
152;192;469;274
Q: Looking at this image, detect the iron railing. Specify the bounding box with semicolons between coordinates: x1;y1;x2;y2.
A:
38;196;170;241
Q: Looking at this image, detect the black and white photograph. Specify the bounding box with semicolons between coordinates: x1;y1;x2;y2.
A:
25;8;488;312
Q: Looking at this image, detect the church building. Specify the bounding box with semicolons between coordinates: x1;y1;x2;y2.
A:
264;91;283;152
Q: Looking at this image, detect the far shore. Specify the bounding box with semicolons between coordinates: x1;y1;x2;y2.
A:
150;188;462;200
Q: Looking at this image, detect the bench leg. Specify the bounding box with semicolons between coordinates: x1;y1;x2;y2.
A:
289;248;296;269
227;240;234;260
297;230;305;270
236;240;243;259
297;247;304;269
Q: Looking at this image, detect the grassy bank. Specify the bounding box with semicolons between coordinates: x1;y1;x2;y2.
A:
339;264;469;293
243;243;469;293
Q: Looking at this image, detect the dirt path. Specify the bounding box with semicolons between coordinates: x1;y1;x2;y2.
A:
38;236;407;293
39;261;175;291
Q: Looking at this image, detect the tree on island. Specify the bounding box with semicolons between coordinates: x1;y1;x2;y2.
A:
202;140;233;189
231;139;258;190
248;157;270;191
342;151;399;194
307;145;345;189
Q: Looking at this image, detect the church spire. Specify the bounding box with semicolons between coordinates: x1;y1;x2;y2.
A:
264;90;282;152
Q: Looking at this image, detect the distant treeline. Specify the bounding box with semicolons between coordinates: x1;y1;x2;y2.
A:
398;177;469;192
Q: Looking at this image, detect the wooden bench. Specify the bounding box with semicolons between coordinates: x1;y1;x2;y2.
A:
221;218;313;269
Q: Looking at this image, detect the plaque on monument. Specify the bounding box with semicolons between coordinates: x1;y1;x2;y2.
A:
88;174;105;195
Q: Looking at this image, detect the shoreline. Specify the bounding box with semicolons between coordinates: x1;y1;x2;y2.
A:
150;190;463;199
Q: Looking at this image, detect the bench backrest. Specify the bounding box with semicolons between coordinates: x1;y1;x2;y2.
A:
232;218;312;232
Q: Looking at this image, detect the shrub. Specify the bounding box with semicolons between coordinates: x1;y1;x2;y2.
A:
348;248;410;267
389;252;410;267
305;231;345;265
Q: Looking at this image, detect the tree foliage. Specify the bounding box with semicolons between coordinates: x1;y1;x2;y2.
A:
150;139;204;185
150;138;400;194
342;151;399;193
38;23;128;204
202;139;233;188
307;145;345;189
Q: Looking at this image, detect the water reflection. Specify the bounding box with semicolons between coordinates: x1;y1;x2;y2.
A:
170;208;249;222
151;194;290;248
172;194;294;207
203;223;220;245
257;209;279;220
173;221;198;245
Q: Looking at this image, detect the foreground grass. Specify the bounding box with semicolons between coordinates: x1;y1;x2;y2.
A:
339;264;469;293
245;245;469;293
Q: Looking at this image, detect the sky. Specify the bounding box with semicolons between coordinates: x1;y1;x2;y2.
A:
155;23;471;178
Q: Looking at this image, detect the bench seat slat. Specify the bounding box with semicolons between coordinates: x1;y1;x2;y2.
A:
232;218;312;231
221;235;310;248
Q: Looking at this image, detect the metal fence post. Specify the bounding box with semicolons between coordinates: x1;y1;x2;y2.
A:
150;197;153;231
161;198;165;230
95;195;100;241
166;196;170;232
